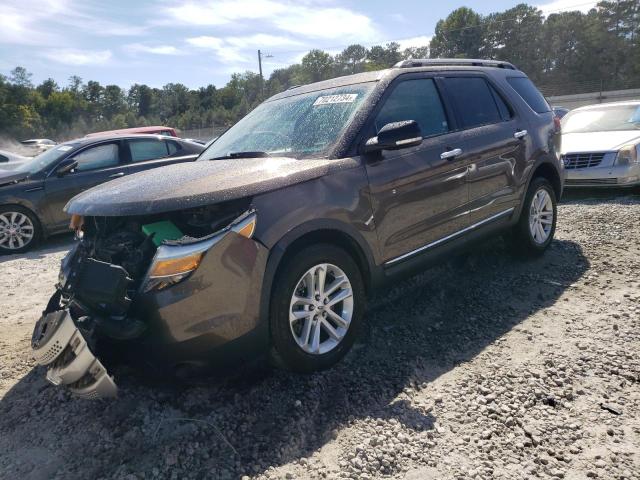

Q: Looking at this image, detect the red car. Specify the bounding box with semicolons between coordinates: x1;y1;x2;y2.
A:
85;126;178;138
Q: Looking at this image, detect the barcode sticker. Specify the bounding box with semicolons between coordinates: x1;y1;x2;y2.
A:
313;94;358;106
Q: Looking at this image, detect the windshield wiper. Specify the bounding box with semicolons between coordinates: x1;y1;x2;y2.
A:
210;151;271;160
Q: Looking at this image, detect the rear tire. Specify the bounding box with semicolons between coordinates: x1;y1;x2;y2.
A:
511;177;557;256
0;205;41;254
269;244;365;372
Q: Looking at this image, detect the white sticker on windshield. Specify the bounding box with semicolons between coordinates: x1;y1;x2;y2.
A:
313;94;358;106
57;146;73;151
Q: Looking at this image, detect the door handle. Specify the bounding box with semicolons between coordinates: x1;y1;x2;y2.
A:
440;148;462;160
109;172;125;178
514;129;528;139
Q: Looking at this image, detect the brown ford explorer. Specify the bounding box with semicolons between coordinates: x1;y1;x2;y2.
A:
31;59;563;399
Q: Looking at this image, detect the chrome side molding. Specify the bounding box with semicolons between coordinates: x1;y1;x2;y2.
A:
385;207;515;266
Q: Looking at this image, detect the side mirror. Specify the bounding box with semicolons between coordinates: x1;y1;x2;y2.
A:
364;120;423;153
55;159;78;177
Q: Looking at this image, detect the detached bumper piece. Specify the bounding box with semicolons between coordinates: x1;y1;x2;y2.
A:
32;309;117;399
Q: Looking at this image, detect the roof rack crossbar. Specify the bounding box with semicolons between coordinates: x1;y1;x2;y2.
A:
394;58;517;70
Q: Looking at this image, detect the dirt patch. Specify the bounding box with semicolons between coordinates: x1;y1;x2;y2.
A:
0;193;639;479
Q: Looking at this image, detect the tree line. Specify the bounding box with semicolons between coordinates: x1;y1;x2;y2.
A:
1;1;638;142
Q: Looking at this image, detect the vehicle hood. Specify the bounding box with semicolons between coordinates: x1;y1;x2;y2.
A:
66;156;359;216
0;169;29;187
561;131;640;154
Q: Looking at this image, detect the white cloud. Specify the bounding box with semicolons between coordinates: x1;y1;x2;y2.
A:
397;36;432;50
42;49;113;66
274;7;376;41
226;34;302;49
162;1;378;41
187;34;302;64
0;0;69;45
125;44;182;55
186;36;225;50
163;0;287;26
187;36;247;63
536;0;598;17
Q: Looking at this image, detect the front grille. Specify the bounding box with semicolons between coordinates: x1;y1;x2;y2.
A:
562;152;606;169
565;178;618;186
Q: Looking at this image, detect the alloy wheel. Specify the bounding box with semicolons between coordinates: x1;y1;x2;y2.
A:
289;263;354;355
528;188;553;244
0;211;35;250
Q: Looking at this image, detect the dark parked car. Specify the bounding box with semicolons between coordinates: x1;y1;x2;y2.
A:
0;135;203;253
31;59;563;398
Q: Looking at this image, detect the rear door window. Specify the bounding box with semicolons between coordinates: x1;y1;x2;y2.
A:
128;139;170;162
507;77;550;113
375;78;450;137
444;77;504;129
71;143;120;172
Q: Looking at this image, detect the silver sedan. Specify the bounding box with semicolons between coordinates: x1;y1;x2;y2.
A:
560;101;640;188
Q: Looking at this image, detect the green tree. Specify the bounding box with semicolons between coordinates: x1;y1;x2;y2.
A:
335;44;368;74
37;78;59;99
9;66;33;88
300;50;334;83
429;7;484;58
483;4;544;80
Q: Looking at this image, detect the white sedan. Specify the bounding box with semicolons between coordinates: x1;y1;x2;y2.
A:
561;101;640;188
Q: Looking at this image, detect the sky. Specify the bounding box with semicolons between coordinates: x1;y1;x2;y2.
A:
0;0;599;90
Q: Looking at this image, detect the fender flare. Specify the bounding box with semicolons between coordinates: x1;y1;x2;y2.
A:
257;218;380;334
514;158;563;221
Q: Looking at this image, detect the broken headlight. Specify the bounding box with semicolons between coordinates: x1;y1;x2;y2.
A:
141;212;256;293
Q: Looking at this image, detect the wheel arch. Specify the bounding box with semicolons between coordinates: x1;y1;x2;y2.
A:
266;221;376;294
530;161;562;200
257;220;379;338
513;160;563;222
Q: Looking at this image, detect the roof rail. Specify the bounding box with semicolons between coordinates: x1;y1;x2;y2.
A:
287;84;302;90
393;58;517;70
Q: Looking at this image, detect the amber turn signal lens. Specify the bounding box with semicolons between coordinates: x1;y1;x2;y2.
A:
149;253;202;277
236;218;256;239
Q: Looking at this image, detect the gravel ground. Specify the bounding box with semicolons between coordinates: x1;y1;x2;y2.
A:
0;191;639;480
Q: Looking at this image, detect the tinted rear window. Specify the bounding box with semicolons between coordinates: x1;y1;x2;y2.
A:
444;77;503;129
129;139;169;162
507;77;550;113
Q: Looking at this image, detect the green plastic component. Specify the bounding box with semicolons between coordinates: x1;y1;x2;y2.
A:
142;221;183;246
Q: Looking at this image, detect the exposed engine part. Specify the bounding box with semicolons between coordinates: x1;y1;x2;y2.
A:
75;258;133;316
32;309;117;399
92;228;156;281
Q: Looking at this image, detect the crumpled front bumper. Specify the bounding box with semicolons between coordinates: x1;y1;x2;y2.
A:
32;309;117;399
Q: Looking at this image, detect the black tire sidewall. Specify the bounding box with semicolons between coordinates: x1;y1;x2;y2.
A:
517;178;557;254
270;244;365;372
0;205;41;254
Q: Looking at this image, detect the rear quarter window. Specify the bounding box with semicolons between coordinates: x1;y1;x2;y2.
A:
167;141;181;155
507;77;550;114
129;139;169;162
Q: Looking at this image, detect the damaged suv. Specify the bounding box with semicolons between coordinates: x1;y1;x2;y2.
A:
32;59;563;398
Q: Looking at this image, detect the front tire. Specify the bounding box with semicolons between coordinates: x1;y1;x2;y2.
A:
511;177;557;256
0;206;41;254
270;244;365;372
